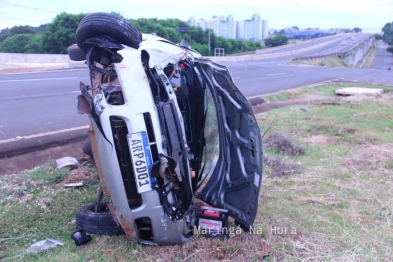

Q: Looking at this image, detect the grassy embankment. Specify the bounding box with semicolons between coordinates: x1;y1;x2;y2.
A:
1;83;392;261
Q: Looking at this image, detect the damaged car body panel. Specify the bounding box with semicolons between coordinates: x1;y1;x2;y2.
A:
77;21;263;245
193;60;263;229
86;46;196;244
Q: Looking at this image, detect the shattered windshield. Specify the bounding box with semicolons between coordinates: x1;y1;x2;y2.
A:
197;72;219;189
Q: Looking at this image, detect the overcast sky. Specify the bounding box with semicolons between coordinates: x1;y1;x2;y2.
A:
1;0;391;33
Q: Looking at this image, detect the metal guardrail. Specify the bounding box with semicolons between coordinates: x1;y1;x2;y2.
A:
227;51;256;56
292;53;343;61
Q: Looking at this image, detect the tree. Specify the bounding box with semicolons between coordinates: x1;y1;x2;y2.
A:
382;23;392;34
387;46;393;54
382;22;393;44
24;34;44;53
374;33;382;40
264;35;288;47
9;25;36;35
292;26;299;30
41;12;86;54
1;26;35;42
0;34;35;53
352;27;362;33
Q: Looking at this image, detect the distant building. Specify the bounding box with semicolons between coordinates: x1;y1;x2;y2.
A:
210;16;220;35
187;17;197;27
236;21;244;39
197;18;208;30
186;13;268;41
219;15;236;39
262;20;269;40
280;27;333;39
237;14;266;41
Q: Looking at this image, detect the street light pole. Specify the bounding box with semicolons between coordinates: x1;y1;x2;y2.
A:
207;28;210;52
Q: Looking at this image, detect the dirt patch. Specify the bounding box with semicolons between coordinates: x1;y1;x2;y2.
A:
303;135;339;145
345;144;393;170
253;100;310;114
264;156;303;177
304;116;323;121
264;132;306;156
0;141;86;176
62;166;95;185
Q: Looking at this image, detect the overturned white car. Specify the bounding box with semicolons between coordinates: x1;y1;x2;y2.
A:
70;13;263;245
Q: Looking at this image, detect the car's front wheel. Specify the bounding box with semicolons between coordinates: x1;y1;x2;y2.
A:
67;44;86;61
75;12;142;53
75;202;124;235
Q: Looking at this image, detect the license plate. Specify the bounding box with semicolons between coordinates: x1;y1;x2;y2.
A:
127;131;153;193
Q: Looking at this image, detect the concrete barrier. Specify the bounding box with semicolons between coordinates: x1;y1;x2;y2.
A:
207;34;348;63
292;35;375;67
0;53;86;74
342;36;374;67
0;53;72;63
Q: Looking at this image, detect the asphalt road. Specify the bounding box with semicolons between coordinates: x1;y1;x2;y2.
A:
256;33;370;57
372;41;393;70
227;63;393;97
0;69;91;157
1;37;393;158
297;33;372;57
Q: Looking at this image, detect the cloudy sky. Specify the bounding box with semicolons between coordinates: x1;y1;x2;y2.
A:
0;0;391;32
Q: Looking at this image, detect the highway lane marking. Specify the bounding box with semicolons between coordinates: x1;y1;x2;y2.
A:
0;125;89;144
2;68;87;75
266;73;287;76
0;77;78;83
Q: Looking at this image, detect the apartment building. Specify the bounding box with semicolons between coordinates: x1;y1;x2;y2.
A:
187;14;268;41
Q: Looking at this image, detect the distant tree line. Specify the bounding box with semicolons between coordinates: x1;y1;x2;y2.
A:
381;22;393;54
264;35;288;47
382;23;393;45
0;13;263;56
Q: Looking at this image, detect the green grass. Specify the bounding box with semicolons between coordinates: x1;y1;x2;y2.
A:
291;56;349;67
357;44;378;68
258;84;393;259
1;83;393;261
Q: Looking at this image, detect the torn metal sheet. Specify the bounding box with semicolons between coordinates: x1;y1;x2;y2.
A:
94;92;105;117
25;238;64;253
64;182;84;188
108;202;138;242
335;87;384;96
56;156;80;169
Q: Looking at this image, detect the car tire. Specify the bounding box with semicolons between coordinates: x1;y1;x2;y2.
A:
82;138;93;159
75;12;142;53
75;202;124;235
67;44;86;61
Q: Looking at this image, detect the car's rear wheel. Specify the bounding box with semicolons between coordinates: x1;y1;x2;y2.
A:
75;12;142;53
75;202;124;235
67;44;86;61
82;138;93;159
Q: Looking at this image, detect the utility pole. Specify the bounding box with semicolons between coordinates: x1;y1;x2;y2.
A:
208;29;211;51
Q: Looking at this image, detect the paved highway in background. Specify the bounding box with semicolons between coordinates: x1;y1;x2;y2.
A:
297;33;372;57
373;41;392;70
1;37;393;157
255;33;369;57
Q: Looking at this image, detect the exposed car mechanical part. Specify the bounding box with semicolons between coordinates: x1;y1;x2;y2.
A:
150;154;191;221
